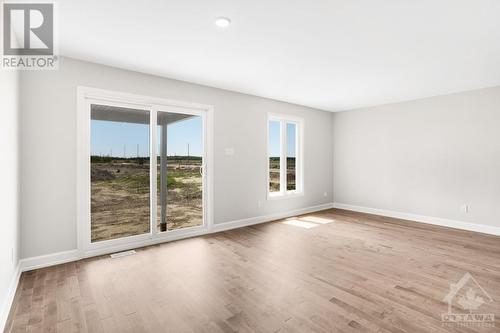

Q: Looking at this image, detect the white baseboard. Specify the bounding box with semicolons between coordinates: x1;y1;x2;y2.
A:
0;263;21;333
212;203;334;233
82;227;209;259
18;229;210;272
17;203;334;273
19;249;81;272
333;203;500;236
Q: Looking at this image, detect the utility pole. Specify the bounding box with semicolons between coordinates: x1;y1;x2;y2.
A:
187;143;190;157
123;145;126;158
136;144;139;158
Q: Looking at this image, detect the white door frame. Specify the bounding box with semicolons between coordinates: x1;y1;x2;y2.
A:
76;86;214;258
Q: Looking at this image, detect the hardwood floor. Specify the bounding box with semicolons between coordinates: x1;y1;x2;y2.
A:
5;209;500;332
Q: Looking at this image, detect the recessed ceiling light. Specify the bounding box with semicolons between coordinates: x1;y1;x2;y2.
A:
215;17;231;28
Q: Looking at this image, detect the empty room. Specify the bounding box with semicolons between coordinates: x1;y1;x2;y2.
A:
1;1;500;332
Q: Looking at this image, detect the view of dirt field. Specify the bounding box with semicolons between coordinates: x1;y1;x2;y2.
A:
91;156;202;242
91;154;293;242
157;160;203;231
269;157;296;192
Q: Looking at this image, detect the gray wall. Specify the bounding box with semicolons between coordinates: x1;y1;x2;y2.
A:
333;86;500;227
0;70;20;326
20;57;334;259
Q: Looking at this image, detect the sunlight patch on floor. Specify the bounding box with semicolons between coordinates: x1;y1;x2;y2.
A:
282;219;318;229
301;216;334;224
281;216;335;229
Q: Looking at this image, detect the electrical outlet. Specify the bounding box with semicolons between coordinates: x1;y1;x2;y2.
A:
258;200;262;208
323;192;328;197
461;204;469;213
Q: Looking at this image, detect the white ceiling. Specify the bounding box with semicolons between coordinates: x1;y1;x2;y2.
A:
56;0;500;111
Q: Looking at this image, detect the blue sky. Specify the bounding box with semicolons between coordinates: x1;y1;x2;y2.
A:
92;116;295;158
268;121;296;157
91;117;203;157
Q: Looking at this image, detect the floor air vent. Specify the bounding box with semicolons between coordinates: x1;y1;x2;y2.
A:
110;250;136;259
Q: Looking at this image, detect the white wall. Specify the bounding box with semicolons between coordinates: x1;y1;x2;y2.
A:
333;86;500;228
0;70;20;329
20;57;334;259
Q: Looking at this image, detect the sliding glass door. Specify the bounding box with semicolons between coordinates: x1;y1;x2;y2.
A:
83;93;209;251
156;110;204;232
90;104;151;242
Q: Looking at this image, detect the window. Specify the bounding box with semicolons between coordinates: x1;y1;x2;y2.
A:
156;111;203;232
91;104;151;242
78;87;213;254
267;114;302;198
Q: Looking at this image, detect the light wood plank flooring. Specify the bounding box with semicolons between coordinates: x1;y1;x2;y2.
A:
5;209;500;332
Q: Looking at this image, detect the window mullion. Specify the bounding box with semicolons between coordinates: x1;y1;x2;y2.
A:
281;120;287;195
296;124;300;193
150;107;157;237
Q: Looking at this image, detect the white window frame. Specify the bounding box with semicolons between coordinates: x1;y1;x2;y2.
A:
267;113;304;199
76;86;214;258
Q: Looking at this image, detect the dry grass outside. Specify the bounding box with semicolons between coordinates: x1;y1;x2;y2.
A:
269;157;296;192
157;168;202;231
91;156;295;242
91;159;202;242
